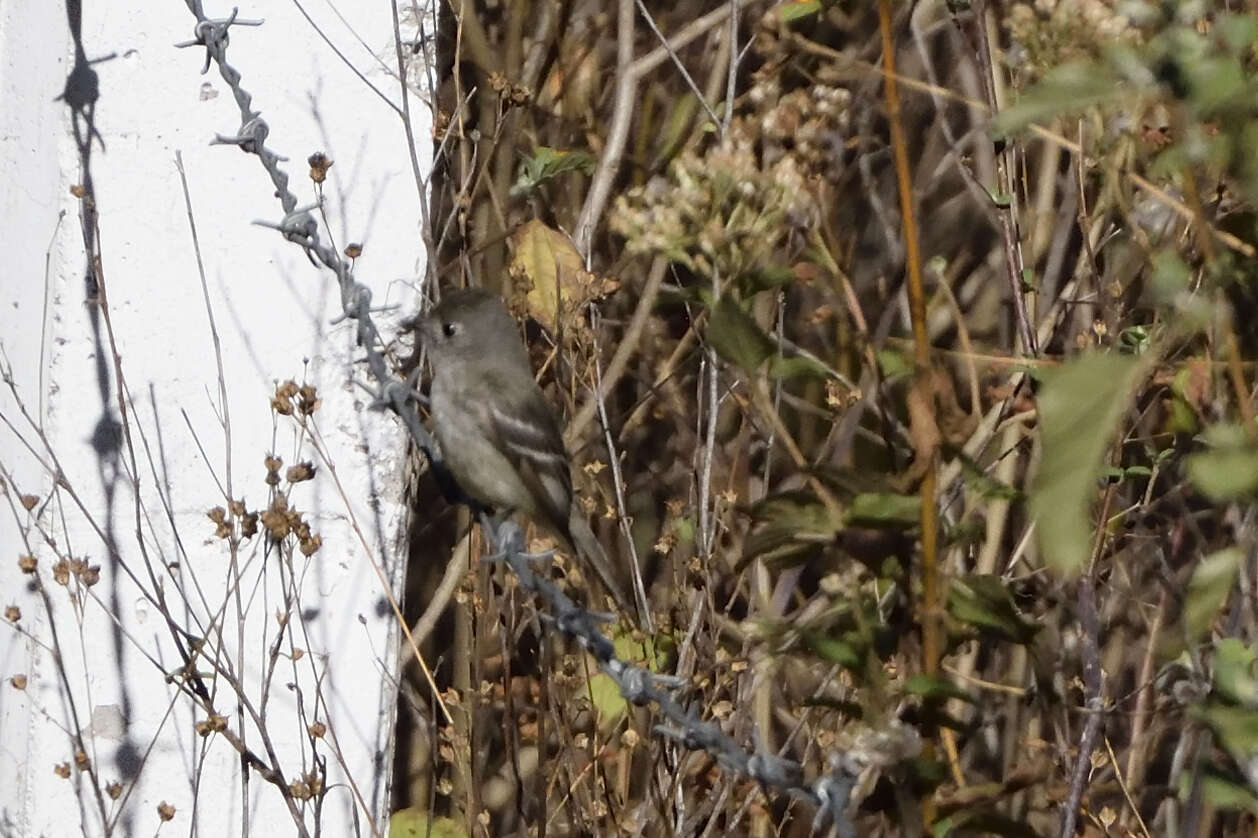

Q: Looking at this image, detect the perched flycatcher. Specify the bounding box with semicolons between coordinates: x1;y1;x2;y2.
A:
420;287;632;614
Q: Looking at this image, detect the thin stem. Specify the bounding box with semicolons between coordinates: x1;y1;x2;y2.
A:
575;0;637;260
969;0;1036;355
878;3;940;829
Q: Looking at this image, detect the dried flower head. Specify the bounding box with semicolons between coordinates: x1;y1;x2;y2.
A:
307;152;333;184
610;140;817;284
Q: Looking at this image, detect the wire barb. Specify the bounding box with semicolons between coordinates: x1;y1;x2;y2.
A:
175;7;263;74
253;203;321;247
182;2;859;832
212;115;271;154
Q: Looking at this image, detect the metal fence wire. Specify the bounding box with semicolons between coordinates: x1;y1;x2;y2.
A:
178;3;862;834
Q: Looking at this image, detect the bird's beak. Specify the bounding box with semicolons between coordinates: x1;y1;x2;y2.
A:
415;313;437;346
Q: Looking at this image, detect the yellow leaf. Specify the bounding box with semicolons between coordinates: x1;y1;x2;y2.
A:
508;220;594;332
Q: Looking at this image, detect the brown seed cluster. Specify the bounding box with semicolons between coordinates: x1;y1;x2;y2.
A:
289;769;324;801
207;503;259;542
195;713;228;737
47;557;101;587
271;380;320;417
307;152;333;184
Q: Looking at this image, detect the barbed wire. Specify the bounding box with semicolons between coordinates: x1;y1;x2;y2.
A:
176;4;860;834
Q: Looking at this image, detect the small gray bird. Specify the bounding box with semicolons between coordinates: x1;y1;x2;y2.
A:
420;287;632;614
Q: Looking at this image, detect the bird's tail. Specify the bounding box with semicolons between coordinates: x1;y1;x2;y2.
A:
567;513;638;619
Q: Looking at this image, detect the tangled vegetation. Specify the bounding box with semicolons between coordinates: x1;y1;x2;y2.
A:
394;2;1258;836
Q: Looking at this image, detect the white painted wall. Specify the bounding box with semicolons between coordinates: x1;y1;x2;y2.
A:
0;1;431;835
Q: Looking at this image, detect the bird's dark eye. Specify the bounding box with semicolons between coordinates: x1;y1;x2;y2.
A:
442;322;459;338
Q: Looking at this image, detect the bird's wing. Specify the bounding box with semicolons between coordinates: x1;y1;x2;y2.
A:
481;370;574;536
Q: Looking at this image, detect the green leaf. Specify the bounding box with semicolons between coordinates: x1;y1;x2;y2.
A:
987;188;1012;208
958;454;1023;501
778;0;821;22
748;491;840;529
1185;548;1241;640
1150;249;1191;303
738;264;796;295
673;515;695;546
1239;120;1258;206
1187;424;1258;500
904;673;974;704
932;810;1041;838
1167;395;1200;435
947;575;1038;645
907;755;949;789
1183;55;1250;116
877;347;914;379
991;61;1126;137
1119;325;1151;354
1213;638;1258;706
800;629;864;670
845;492;921;527
768;354;832;381
944;517;985;550
1194;769;1258;814
1196;703;1258;772
389;810;467;838
585;631;668;725
706;295;775;373
511;146;596;197
1029;353;1142;574
743;491;841;565
651;94;701;169
1218;13;1258;54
